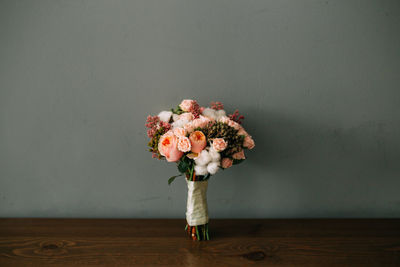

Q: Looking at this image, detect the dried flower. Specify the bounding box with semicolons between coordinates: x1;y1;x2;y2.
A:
228;109;245;124
210;101;224;110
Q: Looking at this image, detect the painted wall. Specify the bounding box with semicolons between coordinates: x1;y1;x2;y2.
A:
1;0;399;218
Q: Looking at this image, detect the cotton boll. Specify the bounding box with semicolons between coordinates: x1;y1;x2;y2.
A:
202;108;217;120
158;111;173;122
195;149;212;166
172;119;189;129
171;121;180;128
207;162;220;175
172;114;180;122
216;110;226;119
218;116;230;123
194;164;208;176
208;147;221;162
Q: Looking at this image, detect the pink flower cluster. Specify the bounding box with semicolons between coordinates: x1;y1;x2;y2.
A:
210;101;224;110
184;115;212;133
145;115;159;138
180;99;201;119
229;109;245;125
146;99;255;176
145;115;171;138
158;130;207;162
212;138;227;152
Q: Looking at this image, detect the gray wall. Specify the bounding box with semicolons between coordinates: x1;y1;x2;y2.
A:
1;0;400;218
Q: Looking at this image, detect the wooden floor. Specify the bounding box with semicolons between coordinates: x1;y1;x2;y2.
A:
0;219;399;266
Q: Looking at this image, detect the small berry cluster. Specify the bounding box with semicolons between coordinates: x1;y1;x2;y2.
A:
210;101;224;110
188;101;201;119
145;115;170;138
228;110;245;124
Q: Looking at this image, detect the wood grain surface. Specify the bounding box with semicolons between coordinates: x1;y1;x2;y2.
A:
0;219;399;266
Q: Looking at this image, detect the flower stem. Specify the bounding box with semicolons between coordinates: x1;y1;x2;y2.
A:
185;223;209;241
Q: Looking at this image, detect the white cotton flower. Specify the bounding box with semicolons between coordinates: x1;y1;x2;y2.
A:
208;146;221;162
172;119;189;129
218;116;230;123
158;111;173;122
202;108;217;120
194;164;208;176
172;114;180;122
216;110;226;120
207;161;220;175
195;149;212;166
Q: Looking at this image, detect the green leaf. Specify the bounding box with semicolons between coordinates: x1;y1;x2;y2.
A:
171;105;184;115
178;160;189;173
168;174;183;185
178;155;193;174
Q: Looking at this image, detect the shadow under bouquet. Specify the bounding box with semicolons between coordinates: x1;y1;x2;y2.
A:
145;100;255;241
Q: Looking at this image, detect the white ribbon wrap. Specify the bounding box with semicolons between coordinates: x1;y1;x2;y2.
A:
186;180;209;226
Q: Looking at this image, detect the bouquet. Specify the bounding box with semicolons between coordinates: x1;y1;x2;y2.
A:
145;99;255;240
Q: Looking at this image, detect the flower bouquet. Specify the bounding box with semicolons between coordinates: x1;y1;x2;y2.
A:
145;100;255;241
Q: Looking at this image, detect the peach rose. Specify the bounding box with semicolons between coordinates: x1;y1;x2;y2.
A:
221;158;233;169
228;120;241;130
184;122;195;133
237;126;248;136
158;131;183;162
177;136;191;152
212;138;227;152
243;135;255;149
179;99;194;112
192;115;212;129
173;127;186;138
218;116;231;124
179;112;194;121
189;131;207;153
232;150;246;160
218;116;240;130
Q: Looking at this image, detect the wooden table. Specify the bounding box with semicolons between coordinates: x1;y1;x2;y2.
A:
0;219;399;266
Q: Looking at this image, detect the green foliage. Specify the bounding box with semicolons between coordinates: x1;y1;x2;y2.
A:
203;173;211;180
169;155;195;184
147;127;168;159
202;122;245;158
177;155;192;174
168;174;183;185
178;159;189;173
171;105;184;115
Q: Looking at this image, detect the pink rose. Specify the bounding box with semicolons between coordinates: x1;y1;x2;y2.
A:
179;112;194;121
158;132;183;162
221;158;233;169
218;116;231;124
192;115;212;129
177;136;191;152
189;131;207;153
212;138;228;152
173;127;187;138
179;99;194;112
184;122;195;133
228;120;241;130
243;135;255;149
219;116;240;130
232;150;246;160
237;126;248;136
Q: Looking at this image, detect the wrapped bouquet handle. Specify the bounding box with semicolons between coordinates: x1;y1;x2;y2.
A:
186;179;209;226
145;100;255;241
185;178;209;240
